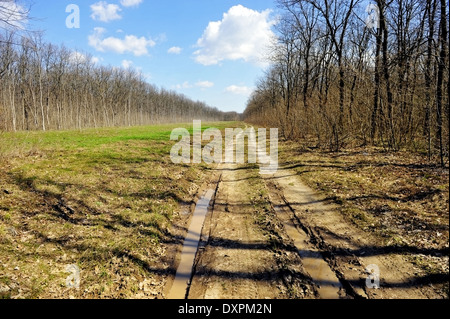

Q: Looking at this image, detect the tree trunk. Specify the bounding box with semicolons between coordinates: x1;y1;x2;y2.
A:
371;23;382;142
436;0;448;166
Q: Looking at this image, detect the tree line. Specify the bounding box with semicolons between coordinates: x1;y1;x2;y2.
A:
244;0;449;166
0;32;231;133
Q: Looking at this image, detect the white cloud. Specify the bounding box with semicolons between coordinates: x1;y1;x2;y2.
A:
69;51;88;63
91;56;102;64
120;0;143;7
88;27;156;56
121;59;133;69
174;81;214;90
0;1;28;29
194;5;276;66
168;46;182;54
195;81;214;88
225;85;253;96
69;52;101;65
175;81;193;90
90;1;122;22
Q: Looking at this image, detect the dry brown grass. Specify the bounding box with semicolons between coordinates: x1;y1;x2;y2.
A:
279;140;449;293
0;123;239;299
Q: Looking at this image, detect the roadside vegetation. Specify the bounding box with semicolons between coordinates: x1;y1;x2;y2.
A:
0;122;238;299
279;140;449;296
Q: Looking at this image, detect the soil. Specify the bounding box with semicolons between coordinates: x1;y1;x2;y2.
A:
187;163;315;299
262;166;444;299
164;128;447;300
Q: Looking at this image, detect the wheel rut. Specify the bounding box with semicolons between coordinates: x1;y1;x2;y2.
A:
167;126;442;300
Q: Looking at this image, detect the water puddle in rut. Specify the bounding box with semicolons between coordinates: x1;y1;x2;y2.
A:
273;205;343;299
167;189;215;299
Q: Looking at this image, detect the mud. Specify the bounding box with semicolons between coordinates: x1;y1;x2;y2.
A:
167;189;215;299
187;163;296;299
264;166;442;299
164;127;444;299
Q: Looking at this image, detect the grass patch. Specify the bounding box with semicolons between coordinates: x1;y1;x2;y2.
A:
0;122;242;299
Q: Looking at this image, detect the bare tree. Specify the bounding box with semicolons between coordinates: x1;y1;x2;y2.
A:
0;32;227;132
424;0;437;160
436;0;448;166
0;1;28;30
244;0;449;165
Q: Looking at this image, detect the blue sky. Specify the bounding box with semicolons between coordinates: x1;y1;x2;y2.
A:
27;0;279;113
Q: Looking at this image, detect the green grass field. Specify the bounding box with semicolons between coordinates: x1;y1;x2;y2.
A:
0;122;240;299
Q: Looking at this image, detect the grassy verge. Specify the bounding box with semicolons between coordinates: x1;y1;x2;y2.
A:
0;122;240;299
278;140;449;294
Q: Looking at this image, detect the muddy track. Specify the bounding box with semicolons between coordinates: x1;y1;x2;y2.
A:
165;128;444;300
261;166;443;299
186;163;313;299
166;162;353;299
165;129;332;299
263;179;363;299
162;171;222;299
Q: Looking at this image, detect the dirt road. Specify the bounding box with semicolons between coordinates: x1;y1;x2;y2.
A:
262;167;442;299
165;128;446;299
188;163;299;299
